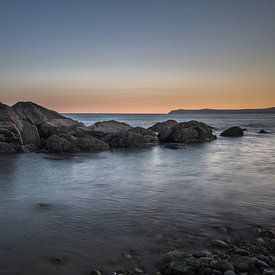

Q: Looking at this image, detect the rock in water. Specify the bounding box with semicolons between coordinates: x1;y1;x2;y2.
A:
89;120;132;134
221;126;244;137
12;101;64;125
149;120;178;142
167;121;216;143
259;129;268;134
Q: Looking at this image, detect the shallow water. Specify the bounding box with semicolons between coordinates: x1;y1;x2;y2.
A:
0;113;275;274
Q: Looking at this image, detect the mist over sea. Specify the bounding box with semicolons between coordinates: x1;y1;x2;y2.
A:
0;113;275;274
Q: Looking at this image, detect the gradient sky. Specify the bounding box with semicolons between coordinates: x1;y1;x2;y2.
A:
0;0;275;113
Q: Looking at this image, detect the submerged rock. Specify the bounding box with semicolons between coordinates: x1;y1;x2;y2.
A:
221;126;244;137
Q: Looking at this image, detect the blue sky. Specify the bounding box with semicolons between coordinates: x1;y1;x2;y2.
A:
0;0;274;112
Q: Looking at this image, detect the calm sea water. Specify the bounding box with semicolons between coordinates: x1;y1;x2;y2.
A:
0;113;275;274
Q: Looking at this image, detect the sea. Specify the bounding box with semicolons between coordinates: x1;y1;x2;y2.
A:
0;113;275;274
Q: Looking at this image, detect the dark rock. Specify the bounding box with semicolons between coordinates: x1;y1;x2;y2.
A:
192;251;212;258
109;128;158;148
165;121;216;144
221;126;244;137
40;118;83;137
263;268;275;275
224;271;236;275
21;121;41;149
90;269;102;275
234;248;250;256
211;240;229;248
0;102;23;152
45;135;75;153
149;120;178;142
149;120;178;133
255;258;269;269
12;101;64;125
165;143;181;150
89;120;132;134
259;129;268;134
158;251;201;275
230;256;255;272
77;137;110;151
211;260;234;272
260;230;275;239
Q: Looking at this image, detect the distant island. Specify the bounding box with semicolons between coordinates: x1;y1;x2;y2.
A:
169;107;275;114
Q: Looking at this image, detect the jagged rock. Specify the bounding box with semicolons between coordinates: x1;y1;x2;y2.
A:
77;137;110;151
0;102;23;152
12;101;64;125
21;121;41;148
45;134;75;153
221;126;244;137
40;118;83;137
89;120;132;134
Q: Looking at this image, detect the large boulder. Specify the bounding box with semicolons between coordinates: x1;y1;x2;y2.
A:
149;120;178;142
12;101;64;125
89;120;132;134
0;102;23;152
40;118;84;137
45;134;75;153
152;120;216;144
167;121;216;143
221;126;244;137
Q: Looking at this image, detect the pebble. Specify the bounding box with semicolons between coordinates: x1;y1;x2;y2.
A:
260;230;275;238
134;268;144;274
231;256;255;272
90;270;102;275
255;258;269;269
234;248;249;256
224;271;236;275
212;240;229;248
211;260;234;272
263;269;275;275
192;250;212;258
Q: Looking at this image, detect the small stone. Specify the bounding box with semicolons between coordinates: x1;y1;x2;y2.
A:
255;258;269;269
231;256;255;272
259;129;268;134
224;271;236;275
134;268;144;274
212;240;229;248
90;270;102;275
192;251;212;258
260;230;275;238
234;248;249;256
211;260;234;272
263;269;275;275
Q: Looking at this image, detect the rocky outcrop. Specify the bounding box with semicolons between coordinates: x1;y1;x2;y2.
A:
221;126;244;137
44;133;109;153
108;127;158;148
0;102;217;153
40;118;83;138
0;102;23;153
12;101;64;125
149;120;216;144
259;129;268;134
89;120;132;133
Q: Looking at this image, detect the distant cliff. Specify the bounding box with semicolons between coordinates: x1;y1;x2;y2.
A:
169;107;275;114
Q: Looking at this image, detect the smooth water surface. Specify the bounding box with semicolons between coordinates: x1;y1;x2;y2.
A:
0;113;275;274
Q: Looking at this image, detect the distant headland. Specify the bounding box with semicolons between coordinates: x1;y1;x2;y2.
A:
169;107;275;114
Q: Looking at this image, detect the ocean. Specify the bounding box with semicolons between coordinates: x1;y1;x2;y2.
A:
0;113;275;274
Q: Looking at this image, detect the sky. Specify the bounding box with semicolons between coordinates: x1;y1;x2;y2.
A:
0;0;275;113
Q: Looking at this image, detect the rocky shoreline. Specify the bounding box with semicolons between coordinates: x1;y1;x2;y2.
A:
87;226;275;275
1;101;266;154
